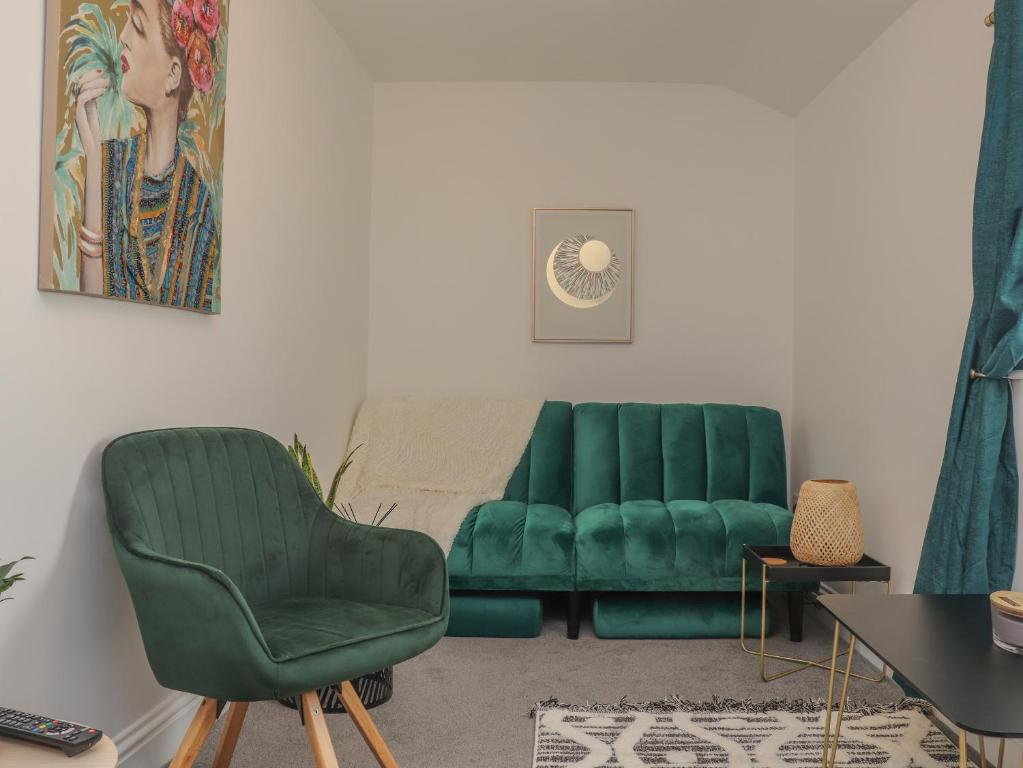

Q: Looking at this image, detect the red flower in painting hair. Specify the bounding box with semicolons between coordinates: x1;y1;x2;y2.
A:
186;31;215;94
192;0;221;40
171;0;194;49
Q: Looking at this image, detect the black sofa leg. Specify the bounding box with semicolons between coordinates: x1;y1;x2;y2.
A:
788;592;804;642
567;592;581;640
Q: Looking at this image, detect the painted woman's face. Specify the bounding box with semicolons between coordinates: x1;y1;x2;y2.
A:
119;0;179;110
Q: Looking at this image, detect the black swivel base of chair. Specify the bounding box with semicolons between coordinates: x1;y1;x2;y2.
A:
169;682;397;768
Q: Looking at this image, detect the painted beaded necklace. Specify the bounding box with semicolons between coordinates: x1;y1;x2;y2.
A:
127;132;186;301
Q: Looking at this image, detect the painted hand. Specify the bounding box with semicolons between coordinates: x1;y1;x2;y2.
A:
74;69;109;163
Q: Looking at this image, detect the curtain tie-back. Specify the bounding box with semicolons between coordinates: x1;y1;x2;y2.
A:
969;368;1016;381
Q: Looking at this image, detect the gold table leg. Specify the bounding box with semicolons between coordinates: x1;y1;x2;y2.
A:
820;622;842;768
825;635;857;768
739;558;887;683
820;620;857;768
959;729;1003;768
760;563;769;681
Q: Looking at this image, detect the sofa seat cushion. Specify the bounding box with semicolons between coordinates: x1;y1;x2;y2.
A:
448;501;575;591
574;499;793;591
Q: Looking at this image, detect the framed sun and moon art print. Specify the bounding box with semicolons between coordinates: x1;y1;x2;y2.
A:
38;0;230;315
532;208;634;343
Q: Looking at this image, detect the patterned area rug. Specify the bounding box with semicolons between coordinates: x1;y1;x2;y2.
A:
531;699;965;767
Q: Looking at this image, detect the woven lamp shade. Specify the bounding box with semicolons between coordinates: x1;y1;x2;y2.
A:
790;479;864;566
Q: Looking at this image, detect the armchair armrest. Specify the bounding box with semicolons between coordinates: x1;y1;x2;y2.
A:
111;536;276;699
308;512;449;618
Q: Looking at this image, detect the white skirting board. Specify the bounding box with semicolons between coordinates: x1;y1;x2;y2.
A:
112;691;199;768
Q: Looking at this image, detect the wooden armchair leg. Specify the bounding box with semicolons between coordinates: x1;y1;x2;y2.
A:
211;702;249;768
339;681;398;768
302;692;341;768
170;698;219;768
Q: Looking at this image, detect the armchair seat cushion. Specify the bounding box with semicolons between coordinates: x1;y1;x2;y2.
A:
574;499;793;591
448;501;575;591
251;597;442;662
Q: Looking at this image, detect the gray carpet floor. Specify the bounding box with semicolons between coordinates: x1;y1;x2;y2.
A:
194;597;903;767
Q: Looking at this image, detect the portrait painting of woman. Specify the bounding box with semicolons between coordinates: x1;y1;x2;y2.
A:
39;0;229;314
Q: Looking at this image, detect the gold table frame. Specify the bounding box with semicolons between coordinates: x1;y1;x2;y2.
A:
820;620;1009;768
739;557;890;683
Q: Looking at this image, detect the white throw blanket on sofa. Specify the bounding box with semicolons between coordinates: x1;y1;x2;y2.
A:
336;398;545;553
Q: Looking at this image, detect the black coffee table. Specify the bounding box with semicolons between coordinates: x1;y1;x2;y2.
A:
819;594;1023;768
740;544;891;682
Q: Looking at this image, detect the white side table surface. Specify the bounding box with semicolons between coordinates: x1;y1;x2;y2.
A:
0;734;117;767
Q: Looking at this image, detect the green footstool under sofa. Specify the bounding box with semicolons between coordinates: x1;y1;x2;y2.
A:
446;401;809;640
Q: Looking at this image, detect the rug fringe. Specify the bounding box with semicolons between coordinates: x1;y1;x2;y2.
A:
529;696;931;719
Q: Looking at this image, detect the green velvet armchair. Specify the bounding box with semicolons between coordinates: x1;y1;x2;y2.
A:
103;427;449;768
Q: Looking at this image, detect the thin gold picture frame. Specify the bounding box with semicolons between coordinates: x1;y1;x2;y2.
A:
531;207;635;344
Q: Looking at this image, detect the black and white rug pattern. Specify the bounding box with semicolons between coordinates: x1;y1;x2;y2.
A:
532;699;965;767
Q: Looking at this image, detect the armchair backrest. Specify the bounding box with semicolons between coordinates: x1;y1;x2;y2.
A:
572;403;787;513
103;427;324;605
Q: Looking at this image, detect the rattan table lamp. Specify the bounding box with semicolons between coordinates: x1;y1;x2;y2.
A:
791;479;864;566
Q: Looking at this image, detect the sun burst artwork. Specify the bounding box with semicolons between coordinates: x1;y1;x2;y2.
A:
533;209;634;342
546;235;623;309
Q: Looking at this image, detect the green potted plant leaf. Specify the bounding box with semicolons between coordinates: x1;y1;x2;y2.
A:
0;557;34;604
280;437;397;715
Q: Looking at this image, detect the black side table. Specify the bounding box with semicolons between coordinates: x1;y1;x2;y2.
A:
740;544;891;682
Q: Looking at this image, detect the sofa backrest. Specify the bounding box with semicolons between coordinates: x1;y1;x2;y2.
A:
572;403;787;513
502;401;573;509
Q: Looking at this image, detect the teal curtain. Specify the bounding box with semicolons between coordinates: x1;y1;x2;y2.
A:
915;0;1023;596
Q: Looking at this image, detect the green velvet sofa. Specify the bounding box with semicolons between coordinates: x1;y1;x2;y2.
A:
447;401;803;640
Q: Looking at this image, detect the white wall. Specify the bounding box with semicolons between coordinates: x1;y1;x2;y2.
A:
793;0;991;594
0;2;372;765
369;83;795;429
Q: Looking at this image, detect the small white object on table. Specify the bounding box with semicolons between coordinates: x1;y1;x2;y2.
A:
0;734;117;767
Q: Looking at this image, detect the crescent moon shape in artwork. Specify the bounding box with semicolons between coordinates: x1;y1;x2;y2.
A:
544;240;613;312
546;250;608;309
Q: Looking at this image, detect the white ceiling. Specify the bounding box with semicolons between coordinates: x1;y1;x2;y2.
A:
312;0;917;115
